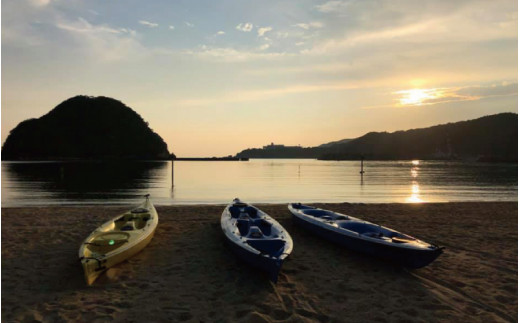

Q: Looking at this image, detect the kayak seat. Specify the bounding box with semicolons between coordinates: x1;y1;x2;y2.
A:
131;207;149;214
303;209;337;218
248;226;263;238
229;206;241;218
236;219;250;236
245;206;258;218
121;221;136;231
252;219;272;236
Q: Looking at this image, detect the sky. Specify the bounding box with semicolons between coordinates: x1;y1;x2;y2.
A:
2;0;518;157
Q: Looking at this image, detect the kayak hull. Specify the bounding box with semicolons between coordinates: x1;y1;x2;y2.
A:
79;196;158;285
221;199;292;283
290;204;443;268
223;235;284;283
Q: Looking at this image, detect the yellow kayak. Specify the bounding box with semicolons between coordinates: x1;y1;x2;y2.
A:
78;195;158;285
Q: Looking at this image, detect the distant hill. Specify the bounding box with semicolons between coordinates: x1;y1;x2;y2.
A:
235;113;518;162
2;96;173;160
235;143;323;159
318;138;353;148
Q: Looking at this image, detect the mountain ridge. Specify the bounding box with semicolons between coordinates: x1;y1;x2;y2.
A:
235;113;517;162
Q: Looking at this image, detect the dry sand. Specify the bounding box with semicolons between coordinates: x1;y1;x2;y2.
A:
1;202;517;322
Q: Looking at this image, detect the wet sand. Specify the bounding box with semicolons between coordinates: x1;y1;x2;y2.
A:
2;202;517;322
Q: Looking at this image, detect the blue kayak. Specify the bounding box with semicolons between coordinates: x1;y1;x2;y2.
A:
288;203;443;268
222;199;293;282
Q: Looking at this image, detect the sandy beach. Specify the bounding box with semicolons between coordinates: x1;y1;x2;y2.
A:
1;202;517;322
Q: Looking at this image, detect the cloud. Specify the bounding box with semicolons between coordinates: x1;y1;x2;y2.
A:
169;25;175;30
56;17;147;61
216;31;225;35
236;23;253;32
182;45;289;62
315;1;348;13
139;20;158;28
455;83;518;99
58;17;122;34
393;83;518;107
178;81;359;106
257;26;272;37
30;0;52;7
259;44;270;51
306;0;517;58
184;21;194;27
293;22;323;30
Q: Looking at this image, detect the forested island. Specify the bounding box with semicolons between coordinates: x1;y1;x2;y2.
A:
235;113;518;162
2;96;173;160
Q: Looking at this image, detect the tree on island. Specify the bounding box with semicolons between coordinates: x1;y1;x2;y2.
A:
2;95;174;160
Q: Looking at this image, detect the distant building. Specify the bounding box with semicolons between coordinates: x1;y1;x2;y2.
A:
263;142;285;149
262;142;301;149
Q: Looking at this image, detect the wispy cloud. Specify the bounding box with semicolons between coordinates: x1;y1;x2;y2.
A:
30;0;52;7
393;83;518;107
276;32;289;39
216;31;225;35
184;21;194;27
182;45;288;62
56;17;147;61
139;20;158;28
169;25;175;30
293;22;323;30
315;1;347;13
236;22;253;32
178;82;359;106
58;17;122;34
257;26;272;37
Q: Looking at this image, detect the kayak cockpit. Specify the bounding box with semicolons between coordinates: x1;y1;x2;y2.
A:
228;202;287;256
229;205;259;219
338;221;415;242
85;232;130;254
301;209;349;221
114;211;151;231
236;218;273;236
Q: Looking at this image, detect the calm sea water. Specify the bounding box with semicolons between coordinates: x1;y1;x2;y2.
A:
1;159;517;207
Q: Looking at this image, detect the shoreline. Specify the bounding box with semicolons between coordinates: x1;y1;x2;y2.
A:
2;200;518;209
2;202;517;322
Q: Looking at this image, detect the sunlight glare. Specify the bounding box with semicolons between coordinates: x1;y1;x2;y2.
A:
395;88;442;106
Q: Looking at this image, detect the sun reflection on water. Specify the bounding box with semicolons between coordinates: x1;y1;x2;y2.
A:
406;182;424;203
406;160;424;203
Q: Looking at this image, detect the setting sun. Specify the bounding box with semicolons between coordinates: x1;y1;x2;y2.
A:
396;88;441;106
